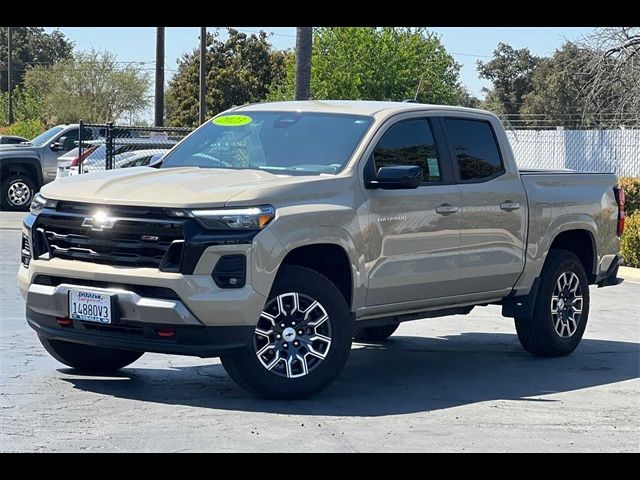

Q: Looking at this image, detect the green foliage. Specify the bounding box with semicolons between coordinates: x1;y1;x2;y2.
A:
520;43;606;128
0;119;45;139
0;27;73;92
0;86;45;127
453;86;480;108
269;27;463;105
619;177;640;214
621;212;640;268
477;43;540;118
23;49;151;124
166;28;287;127
479;38;640;128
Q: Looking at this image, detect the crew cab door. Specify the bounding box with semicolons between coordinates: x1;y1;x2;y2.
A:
43;128;79;181
442;116;527;297
363;115;463;306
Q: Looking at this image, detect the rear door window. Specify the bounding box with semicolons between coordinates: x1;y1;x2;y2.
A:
445;118;504;182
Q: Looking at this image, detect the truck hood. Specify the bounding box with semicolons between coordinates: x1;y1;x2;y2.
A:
0;144;39;156
40;166;347;208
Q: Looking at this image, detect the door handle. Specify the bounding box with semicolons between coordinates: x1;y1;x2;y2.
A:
500;201;521;211
436;204;459;215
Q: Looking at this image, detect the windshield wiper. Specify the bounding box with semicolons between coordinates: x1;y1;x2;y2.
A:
256;165;323;176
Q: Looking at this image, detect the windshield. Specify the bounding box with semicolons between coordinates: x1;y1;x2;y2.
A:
30;126;65;147
161;111;373;174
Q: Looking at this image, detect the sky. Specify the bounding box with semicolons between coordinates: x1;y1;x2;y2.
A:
44;26;595;121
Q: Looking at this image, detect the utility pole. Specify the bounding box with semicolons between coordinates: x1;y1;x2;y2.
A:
7;27;13;124
199;27;207;125
154;27;165;127
294;27;312;101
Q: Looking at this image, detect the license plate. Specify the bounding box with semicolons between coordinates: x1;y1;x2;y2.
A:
69;290;113;324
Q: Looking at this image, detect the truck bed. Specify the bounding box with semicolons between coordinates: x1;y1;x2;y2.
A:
513;167;619;296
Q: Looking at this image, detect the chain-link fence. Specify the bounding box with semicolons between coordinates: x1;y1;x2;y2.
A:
76;122;193;175
505;128;640;177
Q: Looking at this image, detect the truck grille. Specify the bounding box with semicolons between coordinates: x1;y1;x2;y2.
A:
34;203;185;269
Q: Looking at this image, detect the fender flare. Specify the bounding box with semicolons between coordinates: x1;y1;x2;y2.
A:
1;157;43;187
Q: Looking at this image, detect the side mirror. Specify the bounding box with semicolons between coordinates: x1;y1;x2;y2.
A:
50;137;66;151
367;165;423;190
147;153;164;168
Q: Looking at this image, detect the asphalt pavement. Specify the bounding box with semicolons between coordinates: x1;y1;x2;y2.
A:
0;212;638;452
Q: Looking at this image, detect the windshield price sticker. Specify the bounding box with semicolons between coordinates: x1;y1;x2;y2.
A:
212;115;253;127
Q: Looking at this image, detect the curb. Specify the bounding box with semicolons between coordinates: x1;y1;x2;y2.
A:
0;212;27;231
619;266;640;284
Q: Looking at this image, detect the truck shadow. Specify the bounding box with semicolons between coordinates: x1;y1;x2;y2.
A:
61;332;640;417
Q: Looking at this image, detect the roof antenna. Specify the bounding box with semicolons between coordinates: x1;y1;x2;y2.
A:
404;74;425;103
414;74;424;101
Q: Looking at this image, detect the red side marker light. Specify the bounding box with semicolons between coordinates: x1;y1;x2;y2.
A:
614;186;625;237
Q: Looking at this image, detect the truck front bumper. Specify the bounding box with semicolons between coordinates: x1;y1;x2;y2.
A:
27;308;253;358
18;259;264;356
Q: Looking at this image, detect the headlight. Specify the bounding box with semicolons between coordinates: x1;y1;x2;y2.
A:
169;205;275;230
29;193;57;216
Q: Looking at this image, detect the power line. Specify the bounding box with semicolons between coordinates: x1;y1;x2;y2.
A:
451;52;492;58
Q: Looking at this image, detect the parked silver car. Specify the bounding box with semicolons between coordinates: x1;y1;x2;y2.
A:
57;148;169;178
56;137;177;178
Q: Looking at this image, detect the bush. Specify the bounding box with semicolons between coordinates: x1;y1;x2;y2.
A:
621;212;640;268
619;177;640;215
1;119;44;141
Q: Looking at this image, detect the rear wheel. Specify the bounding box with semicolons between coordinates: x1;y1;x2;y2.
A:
515;249;590;357
354;322;399;341
1;174;37;211
38;335;144;373
221;265;353;399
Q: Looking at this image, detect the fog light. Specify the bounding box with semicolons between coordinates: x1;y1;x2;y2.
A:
56;317;72;326
157;328;176;337
212;255;246;288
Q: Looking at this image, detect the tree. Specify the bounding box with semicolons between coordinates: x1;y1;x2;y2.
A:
269;27;462;105
1;27;73;92
577;27;640;127
0;86;45;126
520;43;600;128
166;28;287;127
477;43;540;118
453;85;480;108
24;49;151;124
294;27;312;100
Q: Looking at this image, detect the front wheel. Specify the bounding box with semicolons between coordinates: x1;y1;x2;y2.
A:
1;174;37;211
38;335;144;373
221;265;353;399
515;249;590;357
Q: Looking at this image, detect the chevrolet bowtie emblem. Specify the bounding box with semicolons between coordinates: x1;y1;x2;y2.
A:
82;211;117;231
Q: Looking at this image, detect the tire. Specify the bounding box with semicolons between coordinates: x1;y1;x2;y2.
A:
220;265;353;399
38;335;144;373
354;322;399;342
515;249;590;357
1;173;37;211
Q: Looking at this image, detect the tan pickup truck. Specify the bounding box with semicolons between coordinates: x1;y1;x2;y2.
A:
18;101;625;399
